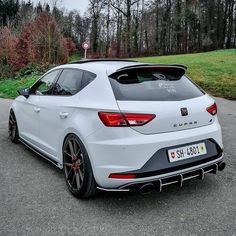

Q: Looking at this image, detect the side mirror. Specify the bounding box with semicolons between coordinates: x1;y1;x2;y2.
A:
18;88;30;98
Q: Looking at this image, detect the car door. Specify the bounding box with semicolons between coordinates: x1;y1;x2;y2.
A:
36;69;84;160
16;95;40;146
18;69;61;148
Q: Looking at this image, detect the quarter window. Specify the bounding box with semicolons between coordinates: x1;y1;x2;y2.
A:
81;71;96;89
53;69;83;96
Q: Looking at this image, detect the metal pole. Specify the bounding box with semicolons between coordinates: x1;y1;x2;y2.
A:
84;48;87;59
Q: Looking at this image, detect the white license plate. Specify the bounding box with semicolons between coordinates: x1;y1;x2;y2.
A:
168;142;207;163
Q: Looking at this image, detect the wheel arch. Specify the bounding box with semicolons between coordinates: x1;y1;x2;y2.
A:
60;130;98;181
9;108;19;127
9;101;20;132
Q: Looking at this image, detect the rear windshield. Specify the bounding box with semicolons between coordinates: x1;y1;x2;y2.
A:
109;69;204;101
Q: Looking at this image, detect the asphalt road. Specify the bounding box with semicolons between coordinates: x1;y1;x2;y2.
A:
0;97;236;236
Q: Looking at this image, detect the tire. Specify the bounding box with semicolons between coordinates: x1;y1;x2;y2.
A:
63;134;97;198
8;109;19;144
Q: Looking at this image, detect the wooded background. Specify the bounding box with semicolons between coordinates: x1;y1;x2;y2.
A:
0;0;236;75
88;0;236;57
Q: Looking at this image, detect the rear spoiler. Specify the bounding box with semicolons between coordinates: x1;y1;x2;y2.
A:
110;64;187;80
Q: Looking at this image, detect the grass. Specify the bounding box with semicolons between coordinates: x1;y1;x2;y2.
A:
69;53;82;62
0;49;235;99
0;55;81;99
0;75;38;99
135;49;236;99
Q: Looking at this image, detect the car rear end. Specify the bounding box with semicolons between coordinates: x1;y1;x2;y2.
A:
85;64;224;192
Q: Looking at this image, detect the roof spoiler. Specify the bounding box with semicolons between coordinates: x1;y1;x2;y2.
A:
117;64;187;71
110;64;187;79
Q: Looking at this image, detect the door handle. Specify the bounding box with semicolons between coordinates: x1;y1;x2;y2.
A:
59;112;68;119
34;107;40;113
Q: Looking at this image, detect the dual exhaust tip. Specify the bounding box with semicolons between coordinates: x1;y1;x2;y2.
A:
138;162;226;195
218;162;226;171
139;183;156;195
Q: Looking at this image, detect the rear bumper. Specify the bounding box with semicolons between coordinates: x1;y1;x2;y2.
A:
116;138;223;178
119;157;224;191
85;121;223;188
98;158;225;192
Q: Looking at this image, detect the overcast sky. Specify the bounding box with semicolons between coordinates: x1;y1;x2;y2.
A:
32;0;89;14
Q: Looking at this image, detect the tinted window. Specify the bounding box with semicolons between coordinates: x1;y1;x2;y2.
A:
109;69;204;101
81;71;96;89
31;70;60;95
53;69;83;96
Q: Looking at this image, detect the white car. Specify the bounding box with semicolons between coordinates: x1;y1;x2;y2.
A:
9;59;225;198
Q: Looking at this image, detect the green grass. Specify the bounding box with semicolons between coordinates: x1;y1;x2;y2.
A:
0;54;82;99
0;75;38;99
0;49;235;99
135;49;236;99
69;53;82;62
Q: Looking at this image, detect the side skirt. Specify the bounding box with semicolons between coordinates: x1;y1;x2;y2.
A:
19;138;63;169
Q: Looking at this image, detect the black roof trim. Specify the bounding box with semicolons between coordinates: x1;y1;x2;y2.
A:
69;59;138;64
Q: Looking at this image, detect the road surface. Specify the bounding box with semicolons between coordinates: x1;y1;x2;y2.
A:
0;97;235;236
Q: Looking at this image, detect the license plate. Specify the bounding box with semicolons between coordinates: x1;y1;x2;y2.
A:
168;142;207;163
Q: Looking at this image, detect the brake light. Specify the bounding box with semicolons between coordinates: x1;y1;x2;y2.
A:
109;173;136;179
98;112;155;127
207;102;217;115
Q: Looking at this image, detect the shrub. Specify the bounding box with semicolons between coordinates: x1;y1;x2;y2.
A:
0;12;77;78
18;64;39;77
0;63;15;80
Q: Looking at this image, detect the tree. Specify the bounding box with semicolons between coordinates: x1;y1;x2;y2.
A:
111;0;140;57
89;0;106;53
45;3;50;12
36;1;43;14
174;0;182;53
1;0;236;65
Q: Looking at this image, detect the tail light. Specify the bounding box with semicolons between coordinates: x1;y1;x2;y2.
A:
207;102;217;115
98;112;155;127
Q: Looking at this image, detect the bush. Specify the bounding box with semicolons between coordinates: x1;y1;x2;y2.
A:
18;64;39;77
0;63;15;80
0;12;77;79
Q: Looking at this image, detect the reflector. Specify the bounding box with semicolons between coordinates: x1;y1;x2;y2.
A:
109;173;136;179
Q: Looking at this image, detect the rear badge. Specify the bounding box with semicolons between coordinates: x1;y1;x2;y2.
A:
181;108;188;116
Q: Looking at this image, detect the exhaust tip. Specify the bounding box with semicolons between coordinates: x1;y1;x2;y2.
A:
218;162;226;171
139;183;155;195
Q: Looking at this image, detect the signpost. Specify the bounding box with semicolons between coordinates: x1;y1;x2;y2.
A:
82;42;90;59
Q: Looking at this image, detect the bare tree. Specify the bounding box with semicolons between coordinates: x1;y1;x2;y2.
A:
89;0;106;53
111;0;140;57
1;0;236;59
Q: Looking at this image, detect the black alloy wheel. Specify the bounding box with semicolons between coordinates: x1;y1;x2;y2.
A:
63;134;97;198
8;110;19;143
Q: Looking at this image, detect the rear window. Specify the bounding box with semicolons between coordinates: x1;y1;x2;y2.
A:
109;69;204;101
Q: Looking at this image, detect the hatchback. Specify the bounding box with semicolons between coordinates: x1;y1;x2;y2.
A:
9;59;225;198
